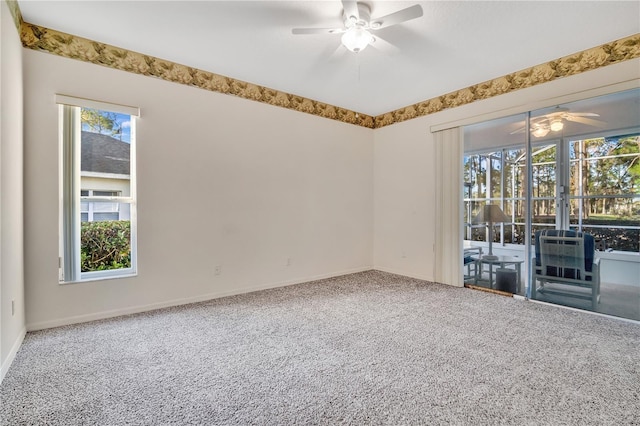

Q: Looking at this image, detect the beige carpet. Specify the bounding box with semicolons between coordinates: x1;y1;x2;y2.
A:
2;271;639;425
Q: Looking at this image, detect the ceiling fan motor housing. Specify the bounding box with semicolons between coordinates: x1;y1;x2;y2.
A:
345;3;372;28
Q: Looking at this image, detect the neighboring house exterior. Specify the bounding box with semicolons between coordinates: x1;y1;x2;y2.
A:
80;131;130;222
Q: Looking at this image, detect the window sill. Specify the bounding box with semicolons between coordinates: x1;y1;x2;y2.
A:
60;270;137;285
595;251;640;263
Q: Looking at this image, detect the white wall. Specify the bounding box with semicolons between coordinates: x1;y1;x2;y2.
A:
1;0;26;380
81;176;131;220
373;59;640;283
23;50;374;330
81;176;130;197
373;118;437;281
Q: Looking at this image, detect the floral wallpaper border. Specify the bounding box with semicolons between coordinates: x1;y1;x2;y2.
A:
18;20;376;129
6;0;23;32
374;34;640;128
8;0;640;129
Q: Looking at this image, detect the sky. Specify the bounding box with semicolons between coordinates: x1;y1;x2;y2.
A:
81;108;132;143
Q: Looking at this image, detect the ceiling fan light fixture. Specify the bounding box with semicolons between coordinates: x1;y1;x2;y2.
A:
341;27;373;53
532;125;550;138
550;118;564;132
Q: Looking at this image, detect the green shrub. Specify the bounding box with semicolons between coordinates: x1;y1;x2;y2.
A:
81;220;131;272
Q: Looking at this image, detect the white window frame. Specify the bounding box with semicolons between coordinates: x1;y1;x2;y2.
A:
57;95;139;283
81;189;122;222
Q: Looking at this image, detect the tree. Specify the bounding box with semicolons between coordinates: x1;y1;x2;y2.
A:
81;108;124;140
578;136;640;218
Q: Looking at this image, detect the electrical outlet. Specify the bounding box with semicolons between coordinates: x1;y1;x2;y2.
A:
214;266;222;276
286;257;291;267
12;300;15;316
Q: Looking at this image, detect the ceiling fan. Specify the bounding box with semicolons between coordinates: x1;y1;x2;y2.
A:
512;107;605;138
292;0;424;53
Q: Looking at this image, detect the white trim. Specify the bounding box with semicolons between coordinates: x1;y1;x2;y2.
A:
60;105;81;281
60;271;138;285
430;79;640;133
0;327;26;384
81;171;130;180
128;117;138;277
55;94;140;117
26;266;373;331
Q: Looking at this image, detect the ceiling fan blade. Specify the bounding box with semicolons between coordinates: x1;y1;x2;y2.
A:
292;27;344;35
564;116;607;127
567;112;600;117
371;4;423;29
342;0;359;21
370;35;400;55
328;44;349;61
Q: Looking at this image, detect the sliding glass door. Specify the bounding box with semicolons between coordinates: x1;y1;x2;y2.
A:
463;88;639;321
464;114;528;295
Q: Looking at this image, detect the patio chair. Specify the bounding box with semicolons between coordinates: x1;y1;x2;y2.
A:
532;230;600;310
464;255;477;281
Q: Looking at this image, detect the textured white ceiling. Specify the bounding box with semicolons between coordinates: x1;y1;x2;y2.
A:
17;1;640;116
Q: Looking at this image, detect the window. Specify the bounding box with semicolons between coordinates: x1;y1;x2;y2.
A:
58;95;139;282
464;133;639;252
567;135;640;252
463;147;528;244
81;190;122;222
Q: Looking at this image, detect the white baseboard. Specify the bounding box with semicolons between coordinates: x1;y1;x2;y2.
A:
26;266;373;331
0;326;26;384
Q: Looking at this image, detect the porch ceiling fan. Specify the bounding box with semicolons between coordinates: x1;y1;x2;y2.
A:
291;0;423;53
512;107;606;138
